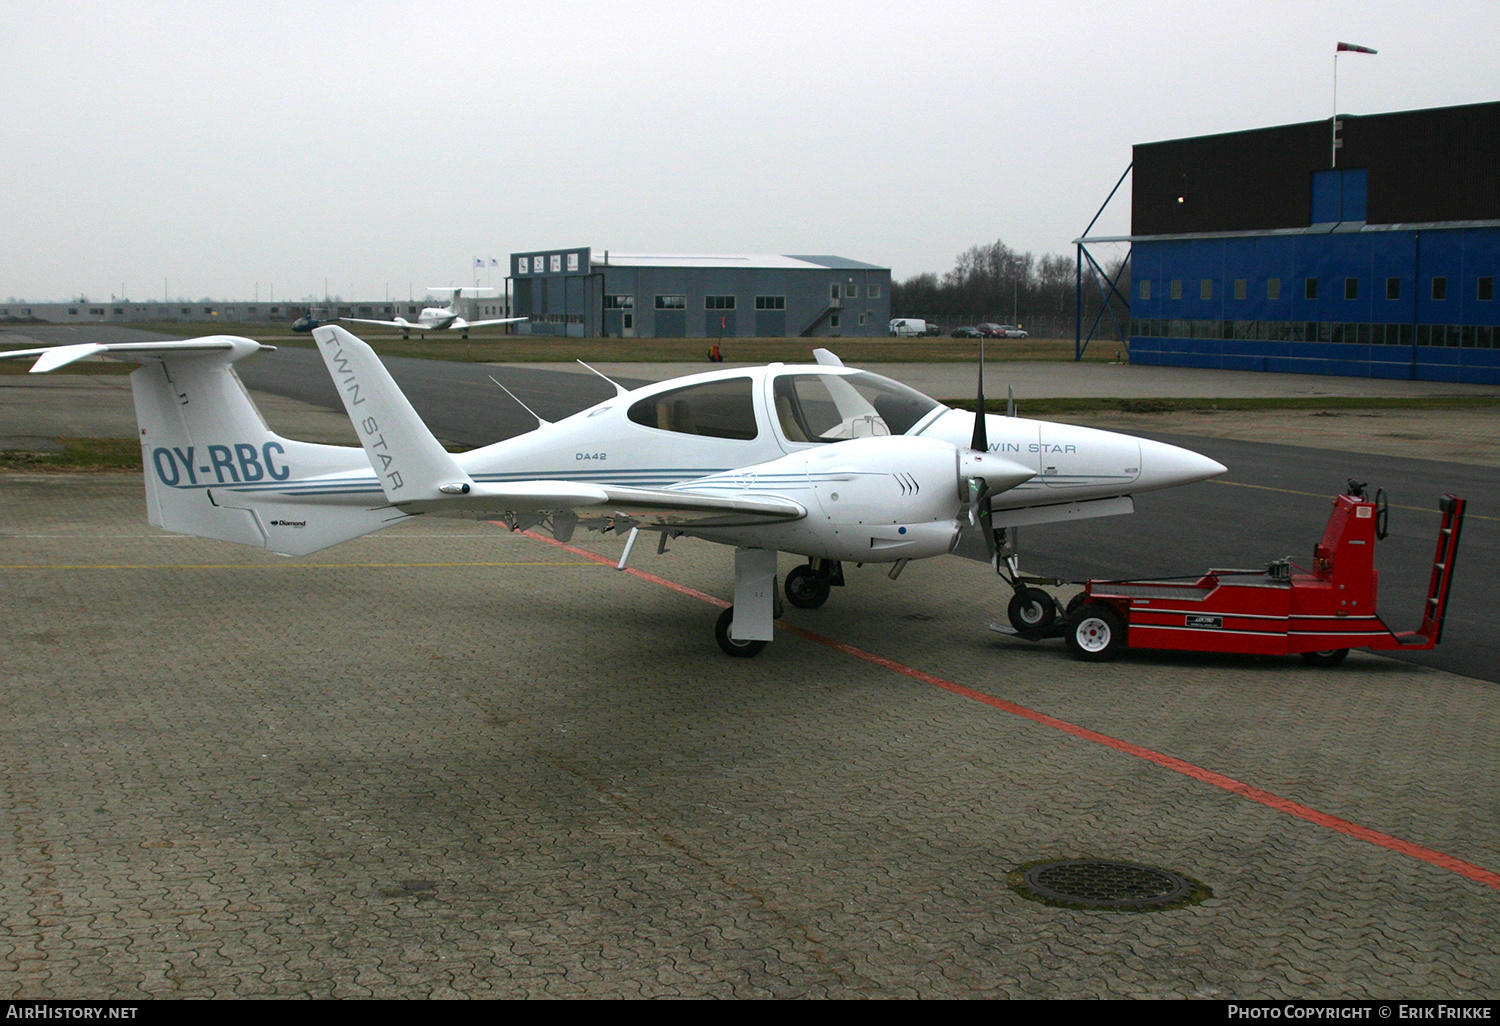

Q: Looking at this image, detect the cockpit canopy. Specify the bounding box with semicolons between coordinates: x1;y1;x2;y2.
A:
624;369;942;445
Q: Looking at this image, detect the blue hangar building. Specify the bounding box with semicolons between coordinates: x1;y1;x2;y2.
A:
509;249;891;339
1125;100;1500;384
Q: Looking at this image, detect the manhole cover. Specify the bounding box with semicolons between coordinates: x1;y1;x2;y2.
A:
1009;860;1209;911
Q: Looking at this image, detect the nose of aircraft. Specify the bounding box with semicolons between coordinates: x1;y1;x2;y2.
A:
1135;437;1227;491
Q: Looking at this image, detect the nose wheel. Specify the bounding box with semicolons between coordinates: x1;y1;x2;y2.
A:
1007;586;1058;635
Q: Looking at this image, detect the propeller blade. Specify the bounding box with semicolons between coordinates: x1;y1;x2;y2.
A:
970;336;988;452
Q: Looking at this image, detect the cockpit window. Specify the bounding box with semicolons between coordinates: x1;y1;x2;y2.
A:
626;377;759;440
772;371;941;443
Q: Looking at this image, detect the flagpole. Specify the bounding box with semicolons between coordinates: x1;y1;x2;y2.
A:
1332;48;1339;168
1332;42;1378;169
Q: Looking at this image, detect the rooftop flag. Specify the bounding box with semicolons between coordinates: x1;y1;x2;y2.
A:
1337;42;1377;53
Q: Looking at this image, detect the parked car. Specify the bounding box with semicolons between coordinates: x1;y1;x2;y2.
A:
976;323;1028;338
951;326;984;338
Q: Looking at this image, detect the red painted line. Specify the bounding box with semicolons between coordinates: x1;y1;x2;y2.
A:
516;526;1500;893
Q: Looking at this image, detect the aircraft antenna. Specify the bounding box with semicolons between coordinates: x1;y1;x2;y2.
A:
487;375;552;427
575;359;629;397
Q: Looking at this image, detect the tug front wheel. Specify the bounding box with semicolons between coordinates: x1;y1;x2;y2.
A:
715;606;767;658
1300;648;1349;667
1065;604;1125;662
1007;587;1057;634
784;566;831;609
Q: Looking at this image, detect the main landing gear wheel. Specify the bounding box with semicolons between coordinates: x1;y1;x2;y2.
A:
1065;604;1125;662
715;606;767;658
784;565;831;609
1300;648;1350;667
1007;587;1057;634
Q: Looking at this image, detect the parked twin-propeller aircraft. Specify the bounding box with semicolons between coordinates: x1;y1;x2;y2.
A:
0;327;1225;655
343;287;527;339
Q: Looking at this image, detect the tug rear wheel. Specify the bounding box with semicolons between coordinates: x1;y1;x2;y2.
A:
1065;604;1125;662
1007;587;1057;634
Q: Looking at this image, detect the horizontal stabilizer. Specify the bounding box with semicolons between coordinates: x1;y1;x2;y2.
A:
0;337;273;373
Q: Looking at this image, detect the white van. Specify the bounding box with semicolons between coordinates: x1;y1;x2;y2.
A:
888;318;930;337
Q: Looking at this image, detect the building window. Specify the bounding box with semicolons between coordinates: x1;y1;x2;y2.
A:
845;284;858;299
567;252;579;272
858;314;866;326
1267;278;1281;301
1386;278;1401;301
755;296;785;310
1305;279;1319;300
1200;279;1213;300
550;254;562;273
1345;278;1359;300
830;314;840;327
868;285;881;299
830;284;840;300
1170;280;1182;301
605;295;634;309
1479;277;1494;302
655;295;685;310
704;295;735;310
1234;279;1247;301
1432;277;1447;301
1139;280;1151;301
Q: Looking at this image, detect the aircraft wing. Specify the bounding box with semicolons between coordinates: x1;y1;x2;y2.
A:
393;479;804;524
455;317;528;329
341;318;404;329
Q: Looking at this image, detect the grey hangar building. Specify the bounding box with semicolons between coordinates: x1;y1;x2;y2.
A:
1109;100;1500;384
508;249;892;339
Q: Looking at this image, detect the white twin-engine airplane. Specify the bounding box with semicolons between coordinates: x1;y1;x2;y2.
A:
343;287;526;339
0;326;1225;656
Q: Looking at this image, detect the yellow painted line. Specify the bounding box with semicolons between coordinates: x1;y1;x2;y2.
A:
1209;478;1494;522
0;561;602;570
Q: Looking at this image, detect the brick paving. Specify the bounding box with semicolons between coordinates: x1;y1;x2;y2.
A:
1;475;1497;999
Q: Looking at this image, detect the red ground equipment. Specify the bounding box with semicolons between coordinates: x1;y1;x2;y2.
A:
1063;487;1466;665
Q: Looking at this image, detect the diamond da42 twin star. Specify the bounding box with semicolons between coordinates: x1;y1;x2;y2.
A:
0;326;1225;655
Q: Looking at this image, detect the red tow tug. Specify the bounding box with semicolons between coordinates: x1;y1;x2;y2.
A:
1059;484;1466;664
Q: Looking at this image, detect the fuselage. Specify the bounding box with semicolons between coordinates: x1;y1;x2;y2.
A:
448;362;1223;507
412;306;460;331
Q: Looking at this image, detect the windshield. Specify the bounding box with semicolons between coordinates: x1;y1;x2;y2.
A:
771;371;941;443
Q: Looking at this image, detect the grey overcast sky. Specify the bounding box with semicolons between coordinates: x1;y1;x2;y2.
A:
3;0;1496;303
